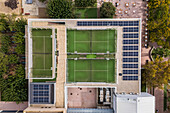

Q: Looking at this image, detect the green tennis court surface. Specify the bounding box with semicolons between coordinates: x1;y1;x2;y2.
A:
31;29;52;78
67;59;115;83
67;29;116;53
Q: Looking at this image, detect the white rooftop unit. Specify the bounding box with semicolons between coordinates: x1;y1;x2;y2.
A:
115;93;155;113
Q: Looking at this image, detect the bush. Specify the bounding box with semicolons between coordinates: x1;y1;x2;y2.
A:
12;18;27;33
0;35;11;53
15;44;25;55
47;0;74;18
8;54;19;64
13;32;25;44
152;47;170;59
100;2;116;18
75;0;97;7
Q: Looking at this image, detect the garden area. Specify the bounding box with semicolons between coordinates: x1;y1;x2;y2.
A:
0;14;27;103
47;0;115;18
74;8;97;18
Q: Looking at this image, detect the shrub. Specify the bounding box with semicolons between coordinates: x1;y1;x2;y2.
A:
0;35;11;53
47;0;74;18
8;54;19;64
75;0;97;7
100;2;116;18
15;44;25;55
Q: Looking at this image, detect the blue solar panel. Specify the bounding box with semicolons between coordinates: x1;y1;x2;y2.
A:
33;97;38;102
123;76;138;80
123;40;138;44
33;85;38;90
123;70;138;74
123;52;138;56
123;34;138;38
32;84;50;104
123;27;139;32
123;64;138;68
123;58;138;62
123;46;138;50
33;91;38;96
77;21;139;26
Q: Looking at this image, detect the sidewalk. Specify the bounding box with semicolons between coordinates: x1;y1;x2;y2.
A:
0;101;28;110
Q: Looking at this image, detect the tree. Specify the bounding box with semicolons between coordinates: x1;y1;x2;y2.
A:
100;2;116;18
11;18;27;33
15;44;25;54
8;54;19;64
13;32;25;44
143;57;170;89
47;0;74;18
0;64;28;103
148;0;170;49
0;14;9;32
0;52;9;73
4;0;18;10
0;35;11;53
75;0;97;7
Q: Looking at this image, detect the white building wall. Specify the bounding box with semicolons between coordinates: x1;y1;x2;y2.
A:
117;98;137;113
137;97;155;113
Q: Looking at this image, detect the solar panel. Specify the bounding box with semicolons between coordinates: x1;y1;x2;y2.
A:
123;52;138;56
123;27;139;32
123;70;138;74
123;76;138;80
123;64;138;68
123;58;138;62
123;46;138;50
123;34;139;38
32;84;50;104
77;21;139;26
123;40;138;44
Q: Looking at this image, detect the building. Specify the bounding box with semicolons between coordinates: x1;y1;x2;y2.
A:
24;19;155;113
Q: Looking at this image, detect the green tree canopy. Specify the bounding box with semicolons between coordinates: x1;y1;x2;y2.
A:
148;0;170;49
0;64;27;103
0;35;11;53
8;54;19;64
15;44;25;54
13;32;25;44
75;0;97;7
0;14;9;32
47;0;74;18
143;57;170;89
0;52;9;73
100;2;116;18
11;18;27;33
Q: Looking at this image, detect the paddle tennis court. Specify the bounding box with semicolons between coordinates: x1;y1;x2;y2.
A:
67;29;116;53
31;29;53;78
67;59;115;83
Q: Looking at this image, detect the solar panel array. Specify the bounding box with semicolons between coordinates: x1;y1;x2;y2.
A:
123;40;138;44
123;70;138;74
123;27;139;32
77;21;139;26
123;52;138;56
123;34;139;38
123;76;138;80
123;64;138;68
123;46;138;50
32;84;50;104
123;58;138;62
122;22;139;80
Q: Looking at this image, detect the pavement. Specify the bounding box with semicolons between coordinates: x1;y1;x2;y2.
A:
0;101;28;110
